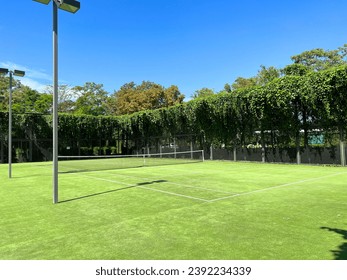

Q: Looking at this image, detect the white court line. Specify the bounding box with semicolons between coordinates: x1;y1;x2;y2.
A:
73;174;210;202
163;181;234;194
136;185;210;202
208;172;347;203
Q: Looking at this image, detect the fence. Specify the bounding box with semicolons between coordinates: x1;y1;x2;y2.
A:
0;132;346;166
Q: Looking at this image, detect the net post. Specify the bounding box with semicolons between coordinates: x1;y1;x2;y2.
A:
202;150;205;162
174;138;177;158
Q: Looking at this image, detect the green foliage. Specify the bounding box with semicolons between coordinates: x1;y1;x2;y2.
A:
1;65;347;157
111;81;184;115
231;65;281;90
231;76;257;90
0;79;51;114
45;84;76;113
256;65;281;86
191;87;215;99
73;82;109;116
291;45;347;71
282;64;311;76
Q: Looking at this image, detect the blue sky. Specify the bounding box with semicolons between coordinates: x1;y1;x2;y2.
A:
1;0;347;99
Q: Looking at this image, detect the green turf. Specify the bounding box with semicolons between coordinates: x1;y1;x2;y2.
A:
0;160;346;260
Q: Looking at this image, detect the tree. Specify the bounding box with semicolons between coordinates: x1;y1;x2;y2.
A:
282;63;311;76
290;44;347;71
256;65;281;86
231;65;280;90
0;74;21;111
111;81;184;115
0;77;52;114
163;85;185;106
13;86;53;114
73;82;109;116
224;83;232;93
231;77;257;90
45;84;78;113
34;93;53;114
191;88;215;99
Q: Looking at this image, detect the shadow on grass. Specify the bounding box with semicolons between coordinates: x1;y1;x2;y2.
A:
321;227;347;260
59;180;167;204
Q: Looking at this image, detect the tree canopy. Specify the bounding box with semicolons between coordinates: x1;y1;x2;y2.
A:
290;44;347;71
110;81;184;115
191;88;215;99
1;43;347;122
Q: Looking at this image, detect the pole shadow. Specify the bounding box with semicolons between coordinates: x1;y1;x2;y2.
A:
321;226;347;260
59;180;167;204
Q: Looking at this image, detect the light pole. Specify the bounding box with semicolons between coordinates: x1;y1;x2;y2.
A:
0;68;25;178
33;0;80;204
0;91;4;165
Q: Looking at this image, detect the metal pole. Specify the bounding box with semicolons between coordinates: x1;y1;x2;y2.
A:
8;72;13;178
53;1;59;204
340;129;346;167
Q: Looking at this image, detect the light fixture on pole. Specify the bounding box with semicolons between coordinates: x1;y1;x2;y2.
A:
0;67;26;178
0;68;9;75
33;0;80;204
33;0;80;13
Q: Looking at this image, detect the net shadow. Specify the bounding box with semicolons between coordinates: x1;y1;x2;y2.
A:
59;180;167;204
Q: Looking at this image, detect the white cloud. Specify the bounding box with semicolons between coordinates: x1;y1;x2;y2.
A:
0;61;51;92
20;77;48;92
0;62;51;81
1;61;74;92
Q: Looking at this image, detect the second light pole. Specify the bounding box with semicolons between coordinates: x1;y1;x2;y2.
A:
0;68;25;178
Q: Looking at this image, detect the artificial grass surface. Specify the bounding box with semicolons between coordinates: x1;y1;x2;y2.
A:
0;160;346;260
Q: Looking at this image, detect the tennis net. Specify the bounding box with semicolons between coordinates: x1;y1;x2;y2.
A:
58;150;204;173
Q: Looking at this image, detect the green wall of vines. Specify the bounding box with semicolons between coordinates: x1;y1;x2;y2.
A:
0;65;346;155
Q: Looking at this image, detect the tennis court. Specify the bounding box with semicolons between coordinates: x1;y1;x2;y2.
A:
0;157;346;260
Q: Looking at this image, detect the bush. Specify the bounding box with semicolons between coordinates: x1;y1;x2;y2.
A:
80;147;93;156
102;146;110;155
93;146;100;156
110;146;117;155
15;148;25;163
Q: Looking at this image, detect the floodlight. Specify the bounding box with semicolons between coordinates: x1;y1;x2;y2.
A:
59;0;80;13
13;70;25;77
33;0;51;4
0;68;9;74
